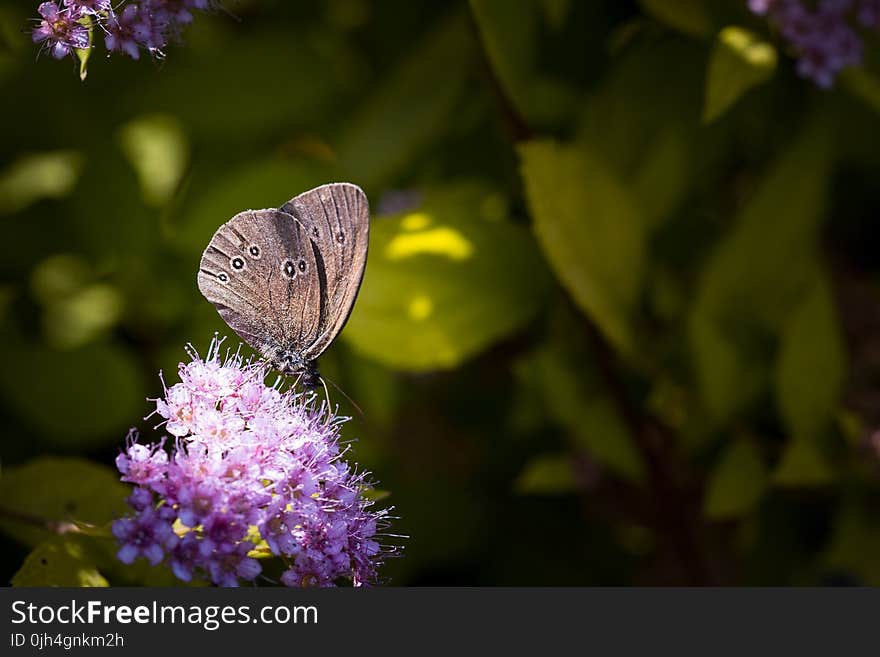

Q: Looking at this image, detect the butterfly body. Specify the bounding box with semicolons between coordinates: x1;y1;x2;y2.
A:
197;183;370;387
271;348;321;386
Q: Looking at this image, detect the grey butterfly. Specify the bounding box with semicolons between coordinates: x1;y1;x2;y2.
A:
197;182;369;387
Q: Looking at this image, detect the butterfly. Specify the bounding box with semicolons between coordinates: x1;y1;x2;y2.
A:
197;183;369;387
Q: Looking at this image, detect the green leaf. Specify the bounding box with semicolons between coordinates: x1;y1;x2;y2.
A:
30;253;92;303
704;439;768;519
342;184;551;371
40;284;124;351
117;114;189;207
31;254;124;350
0;458;129;547
836;409;864;448
141;29;357;142
470;0;575;126
694;119;831;331
576;39;703;179
577;397;645;483
703;26;776;124
840;67;880;115
516;336;645;484
0;151;85;214
638;0;712;38
515;454;577;495
12;536;108;587
0;340;145;448
631;126;689;228
688;309;765;424
335;14;472;187
771;270;843;489
469;0;535;113
519;140;646;357
689;118;832;424
575;40;702;228
540;0;571;29
773;436;835;487
824;502;880;585
775;271;845;441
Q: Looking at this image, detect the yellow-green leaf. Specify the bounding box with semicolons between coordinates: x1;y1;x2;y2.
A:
540;0;571;29
703;26;777;123
774;437;835;487
840;67;880;115
0;340;145;448
0;458;129;547
631;126;689;228
470;0;536;120
343;184;551;371
118;114;189;207
0;151;84;214
695;120;831;330
638;0;712;38
689;119;832;424
824;502;880;585
516;338;645;484
335;13;472;187
688;309;765;424
519;140;645;357
12;536;108;587
704;439;767;519
515;454;577;495
775;271;845;441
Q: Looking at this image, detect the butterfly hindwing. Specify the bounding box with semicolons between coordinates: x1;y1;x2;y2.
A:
280;182;370;361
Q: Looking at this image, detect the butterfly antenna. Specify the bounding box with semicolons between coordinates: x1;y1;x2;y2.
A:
322;376;366;423
319;375;333;423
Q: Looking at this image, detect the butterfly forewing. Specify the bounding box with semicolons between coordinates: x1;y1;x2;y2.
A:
197;208;322;360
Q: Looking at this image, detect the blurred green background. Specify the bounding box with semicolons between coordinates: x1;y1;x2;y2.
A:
3;0;880;586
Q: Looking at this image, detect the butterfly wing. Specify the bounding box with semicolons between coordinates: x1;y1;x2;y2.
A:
197;208;322;360
280;182;370;361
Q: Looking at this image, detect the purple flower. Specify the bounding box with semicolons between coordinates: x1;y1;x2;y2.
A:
112;336;397;587
857;0;880;27
116;435;169;486
749;0;880;88
748;0;776;14
32;2;90;59
148;0;209;27
33;0;213;68
104;5;143;59
63;0;111;14
112;506;178;566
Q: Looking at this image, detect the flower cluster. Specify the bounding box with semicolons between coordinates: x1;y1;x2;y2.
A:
749;0;880;88
32;0;209;62
112;337;393;587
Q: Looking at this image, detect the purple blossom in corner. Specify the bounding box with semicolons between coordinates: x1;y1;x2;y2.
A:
748;0;880;88
32;0;213;70
63;0;111;14
104;5;143;60
32;2;89;59
111;337;397;587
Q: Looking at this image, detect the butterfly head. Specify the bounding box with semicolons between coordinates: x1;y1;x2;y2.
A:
271;348;321;388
